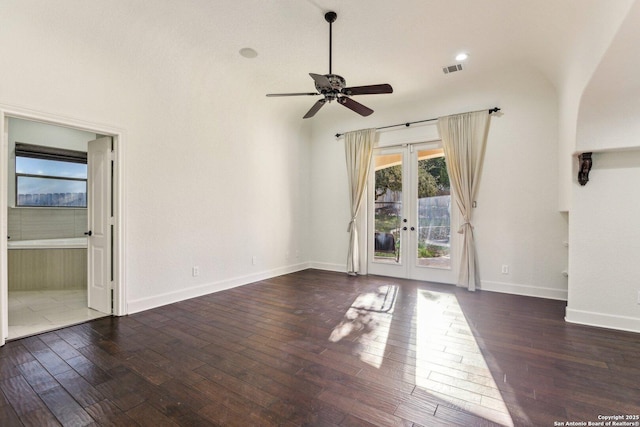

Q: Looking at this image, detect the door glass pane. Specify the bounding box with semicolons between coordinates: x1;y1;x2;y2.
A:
416;149;451;269
373;153;402;264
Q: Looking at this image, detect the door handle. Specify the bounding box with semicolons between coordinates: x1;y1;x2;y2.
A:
84;230;93;236
410;227;415;231
402;227;407;231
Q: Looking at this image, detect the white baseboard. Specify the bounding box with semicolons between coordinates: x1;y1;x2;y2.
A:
308;261;346;273
126;265;572;317
565;308;640;334
479;280;568;301
127;262;310;314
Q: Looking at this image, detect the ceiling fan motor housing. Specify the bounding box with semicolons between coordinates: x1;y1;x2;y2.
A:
316;74;346;102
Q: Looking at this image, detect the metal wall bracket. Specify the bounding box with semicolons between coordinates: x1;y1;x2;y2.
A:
578;152;593;186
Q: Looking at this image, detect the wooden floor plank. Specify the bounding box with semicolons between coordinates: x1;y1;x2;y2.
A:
0;385;23;427
125;401;180;426
53;369;105;408
1;269;639;426
17;359;59;394
84;399;136;426
0;374;50;416
17;407;63;427
38;385;94;426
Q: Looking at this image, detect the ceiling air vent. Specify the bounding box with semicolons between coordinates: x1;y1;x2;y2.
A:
442;63;463;74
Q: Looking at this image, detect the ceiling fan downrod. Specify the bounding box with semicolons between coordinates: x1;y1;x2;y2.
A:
325;11;337;74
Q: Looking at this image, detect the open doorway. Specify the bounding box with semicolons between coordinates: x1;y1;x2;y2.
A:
0;110;124;345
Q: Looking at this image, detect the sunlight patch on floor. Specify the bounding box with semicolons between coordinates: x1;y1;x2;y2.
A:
416;289;518;426
328;285;396;368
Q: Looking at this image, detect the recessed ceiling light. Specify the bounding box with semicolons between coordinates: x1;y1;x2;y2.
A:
239;48;258;59
455;52;469;61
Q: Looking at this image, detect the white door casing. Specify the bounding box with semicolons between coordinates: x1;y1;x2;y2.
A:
87;136;112;314
0;108;125;347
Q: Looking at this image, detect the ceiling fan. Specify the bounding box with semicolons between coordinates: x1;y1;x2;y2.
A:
266;11;393;119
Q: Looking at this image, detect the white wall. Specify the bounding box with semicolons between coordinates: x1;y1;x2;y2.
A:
567;150;640;332
575;1;640;153
309;64;569;300
554;0;634;211
8;117;93;150
0;1;312;314
567;0;640;332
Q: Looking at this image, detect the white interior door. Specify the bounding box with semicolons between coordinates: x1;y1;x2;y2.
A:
367;142;459;284
87;136;112;314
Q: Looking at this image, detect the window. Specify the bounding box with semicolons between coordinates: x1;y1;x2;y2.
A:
15;143;87;207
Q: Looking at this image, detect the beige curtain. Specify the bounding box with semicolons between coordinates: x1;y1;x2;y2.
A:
345;128;376;275
437;111;490;291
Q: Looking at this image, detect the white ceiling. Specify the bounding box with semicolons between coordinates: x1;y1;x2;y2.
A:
205;0;631;94
7;0;636;119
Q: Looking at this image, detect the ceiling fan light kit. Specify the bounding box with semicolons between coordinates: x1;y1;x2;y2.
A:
266;11;393;119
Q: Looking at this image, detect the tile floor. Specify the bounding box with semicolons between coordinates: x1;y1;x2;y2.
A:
7;289;108;340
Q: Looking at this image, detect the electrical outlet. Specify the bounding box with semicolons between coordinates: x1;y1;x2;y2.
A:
501;265;509;274
637;291;640;305
252;256;257;265
192;266;199;277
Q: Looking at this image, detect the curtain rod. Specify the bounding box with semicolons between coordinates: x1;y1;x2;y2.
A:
335;107;501;138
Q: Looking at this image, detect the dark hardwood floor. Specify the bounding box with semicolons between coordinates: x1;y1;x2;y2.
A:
1;269;639;426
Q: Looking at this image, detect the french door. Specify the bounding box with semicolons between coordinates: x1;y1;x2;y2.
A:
367;142;458;284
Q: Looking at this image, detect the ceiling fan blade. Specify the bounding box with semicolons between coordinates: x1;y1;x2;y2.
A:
309;73;332;89
266;92;318;97
342;83;393;96
338;97;373;116
303;99;327;119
